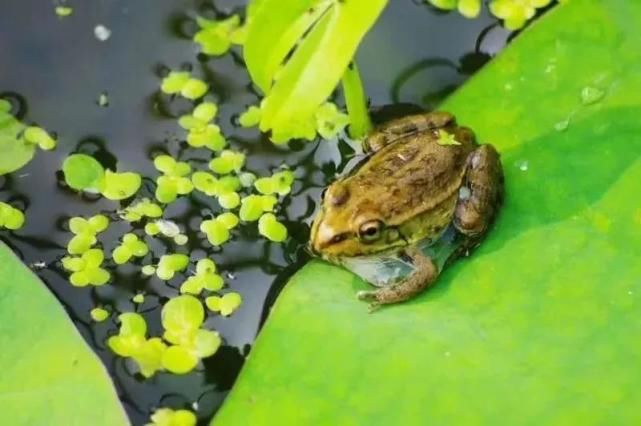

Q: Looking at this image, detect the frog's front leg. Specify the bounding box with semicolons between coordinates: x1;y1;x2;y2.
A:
454;144;504;237
365;111;454;153
357;247;437;310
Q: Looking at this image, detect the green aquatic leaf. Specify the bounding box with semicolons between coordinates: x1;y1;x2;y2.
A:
205;293;242;317
101;170;142;201
156;254;190;281
62;154;105;192
245;0;388;136
148;407;197;426
0;242;127;425
0;110;34;175
90;307;110;322
257;213;288;243
23;126;57;150
0;202;25;230
215;1;641;424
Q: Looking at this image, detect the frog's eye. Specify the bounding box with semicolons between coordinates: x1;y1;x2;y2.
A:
358;220;384;243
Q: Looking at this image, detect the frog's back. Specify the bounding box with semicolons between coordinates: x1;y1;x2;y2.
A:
346;126;476;226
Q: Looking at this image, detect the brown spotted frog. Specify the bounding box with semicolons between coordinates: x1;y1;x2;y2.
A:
309;112;504;309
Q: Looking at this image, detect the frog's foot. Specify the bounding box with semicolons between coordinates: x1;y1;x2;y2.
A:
356;290;378;301
356;248;438;308
356;291;383;313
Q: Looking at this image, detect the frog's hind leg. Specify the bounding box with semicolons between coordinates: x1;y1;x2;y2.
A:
454;144;504;240
357;247;437;311
365;111;454;153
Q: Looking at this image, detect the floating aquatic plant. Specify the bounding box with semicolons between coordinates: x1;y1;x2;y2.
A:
180;259;225;295
67;214;110;255
161;295;222;374
119;198;164;222
238;105;261;128
101;170;142;201
258;213;288;243
154;155;194;204
0;99;57;175
90;307;110;322
239;194;277;222
179;102;227;151
253;169;295;196
62;249;111;287
0;202;25;231
161;71;208;100
147;408;197;426
200;216;235;246
194;14;246;56
315;102;350;140
62;154;105;192
23;126;57;150
209;150;246;175
436;129;461;146
112;233;149;265
107;313;167;378
205;292;242;316
156;254;190;281
55;6;74;17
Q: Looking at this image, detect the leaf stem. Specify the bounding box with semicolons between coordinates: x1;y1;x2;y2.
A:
341;61;373;140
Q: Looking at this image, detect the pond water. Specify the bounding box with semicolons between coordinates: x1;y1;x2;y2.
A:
0;1;509;424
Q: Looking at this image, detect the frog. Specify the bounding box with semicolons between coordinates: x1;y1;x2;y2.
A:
309;111;504;310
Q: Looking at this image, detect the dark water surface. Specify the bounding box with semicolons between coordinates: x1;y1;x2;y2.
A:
0;1;508;424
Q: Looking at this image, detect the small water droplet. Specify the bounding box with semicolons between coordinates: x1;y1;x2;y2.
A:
458;186;471;200
504;83;513;91
554;119;569;132
580;86;605;105
226;272;236;280
94;25;112;41
515;160;529;171
444;351;451;357
628;290;634;295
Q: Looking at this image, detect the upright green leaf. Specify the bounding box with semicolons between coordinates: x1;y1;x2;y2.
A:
0;243;128;425
215;0;641;424
245;0;388;134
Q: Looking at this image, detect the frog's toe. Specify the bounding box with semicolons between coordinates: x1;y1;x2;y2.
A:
367;302;382;313
357;290;378;302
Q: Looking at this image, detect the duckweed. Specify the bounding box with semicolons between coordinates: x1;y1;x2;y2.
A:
156;254;190;281
205;292;242;316
0;202;25;230
161;71;208;100
146;408;197;426
180;259;224;295
90;307;110;322
258;213;288;242
112;233;149;265
62;249;111;287
209;150;246;175
101;170;142;201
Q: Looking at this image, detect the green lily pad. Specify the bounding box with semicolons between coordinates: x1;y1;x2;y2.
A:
215;0;641;424
0;242;127;425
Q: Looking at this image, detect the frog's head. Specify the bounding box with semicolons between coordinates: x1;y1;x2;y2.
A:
309;181;403;260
